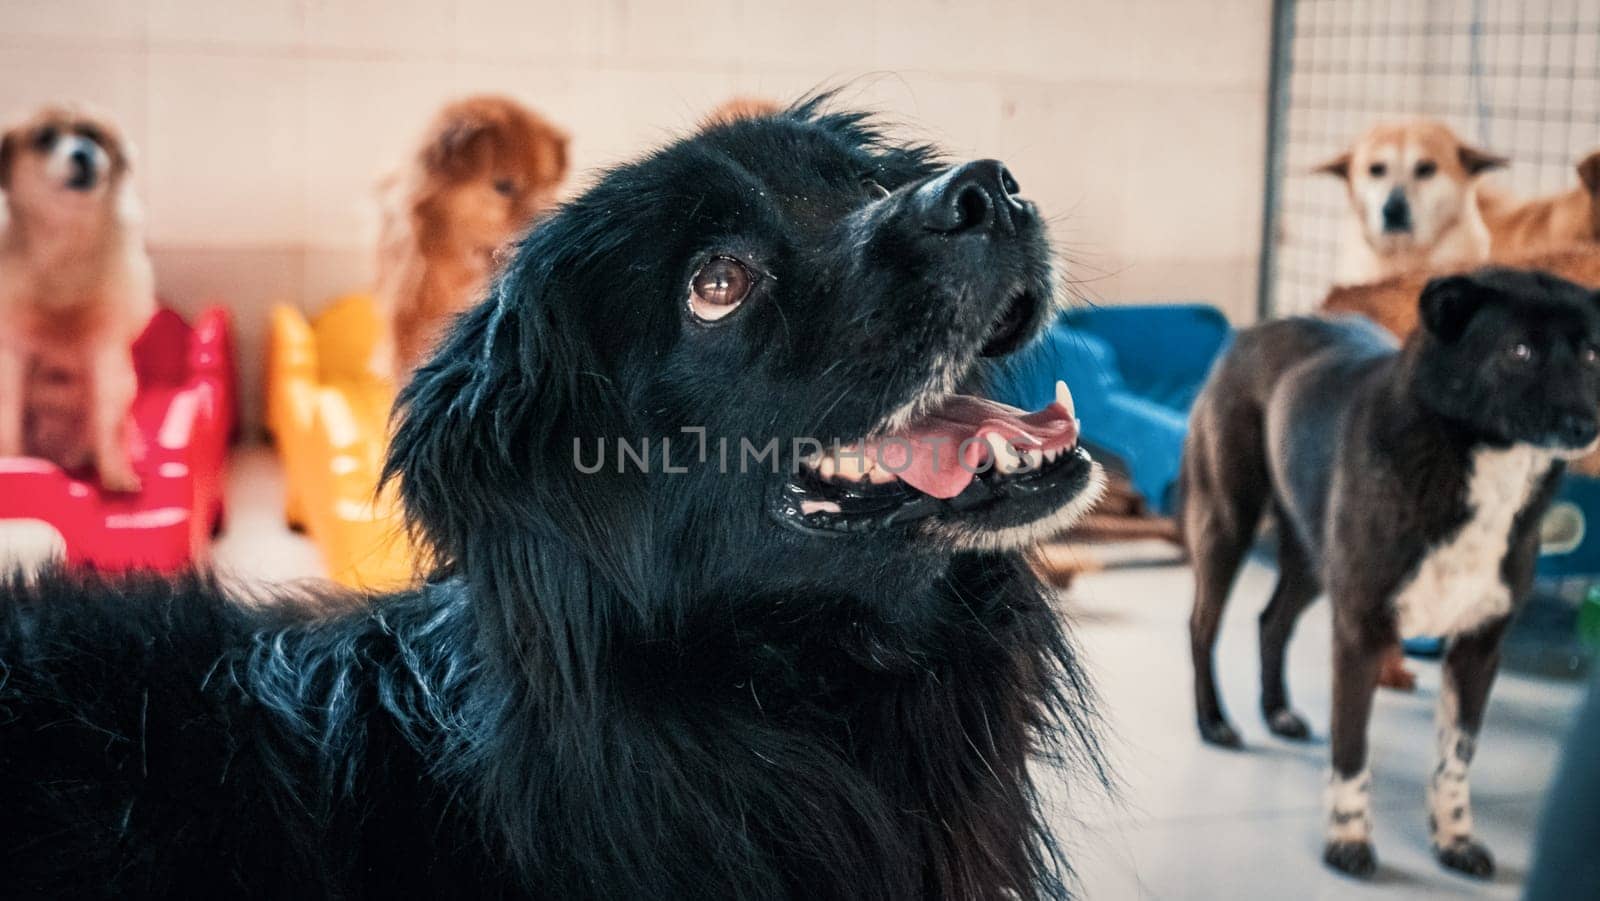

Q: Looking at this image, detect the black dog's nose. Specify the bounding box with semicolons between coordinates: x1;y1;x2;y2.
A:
1555;413;1599;449
913;160;1028;235
1381;188;1411;233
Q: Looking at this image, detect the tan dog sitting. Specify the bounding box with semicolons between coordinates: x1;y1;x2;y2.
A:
0;105;153;491
376;96;569;379
1480;149;1600;257
1317;120;1507;285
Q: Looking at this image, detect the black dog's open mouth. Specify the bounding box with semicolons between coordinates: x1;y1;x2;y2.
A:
979;289;1039;358
773;381;1094;534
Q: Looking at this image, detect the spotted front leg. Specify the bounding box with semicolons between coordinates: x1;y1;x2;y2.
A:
1428;626;1507;879
1326;768;1373;844
1428;684;1475;844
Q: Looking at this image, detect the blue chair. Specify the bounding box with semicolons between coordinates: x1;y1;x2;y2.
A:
989;303;1232;515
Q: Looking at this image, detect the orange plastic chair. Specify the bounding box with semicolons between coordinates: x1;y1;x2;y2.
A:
266;293;418;590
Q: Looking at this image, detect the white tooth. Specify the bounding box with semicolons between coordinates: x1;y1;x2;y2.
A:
800;499;842;515
999;448;1022;475
985;432;1021;474
835;445;878;482
818;455;838;479
1043;447;1061;463
1021;448;1042;470
1055;380;1075;418
860;441;897;483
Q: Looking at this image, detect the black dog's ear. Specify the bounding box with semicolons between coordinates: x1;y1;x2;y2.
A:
383;211;650;603
1419;274;1485;342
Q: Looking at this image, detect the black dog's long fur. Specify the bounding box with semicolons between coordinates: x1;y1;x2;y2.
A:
0;99;1100;899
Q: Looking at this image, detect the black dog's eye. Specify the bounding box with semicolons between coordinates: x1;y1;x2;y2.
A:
1414;159;1437;179
32;127;57;151
1368;162;1387;178
76;125;104;147
493;179;516;197
1583;344;1600;365
689;257;756;322
863;179;890;201
1507;342;1534;363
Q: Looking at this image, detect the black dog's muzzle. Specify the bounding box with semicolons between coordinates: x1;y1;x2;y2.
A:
912;159;1032;236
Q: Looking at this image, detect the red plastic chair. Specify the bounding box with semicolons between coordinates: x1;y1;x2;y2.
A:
0;306;236;571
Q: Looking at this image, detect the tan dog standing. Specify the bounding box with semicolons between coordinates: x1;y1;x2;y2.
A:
1480;149;1600;257
375;96;568;379
0;106;153;491
1317;120;1507;285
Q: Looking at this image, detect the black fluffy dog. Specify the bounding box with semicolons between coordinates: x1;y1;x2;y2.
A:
0;99;1105;898
1183;269;1600;880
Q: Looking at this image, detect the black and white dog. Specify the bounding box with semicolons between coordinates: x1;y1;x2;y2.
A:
0;100;1106;898
1182;269;1600;879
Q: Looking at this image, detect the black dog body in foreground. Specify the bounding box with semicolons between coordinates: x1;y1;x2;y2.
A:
0;101;1106;899
1183;269;1600;879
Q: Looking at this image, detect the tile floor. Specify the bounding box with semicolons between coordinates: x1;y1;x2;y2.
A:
6;446;1586;898
210;444;326;585
1056;552;1585;899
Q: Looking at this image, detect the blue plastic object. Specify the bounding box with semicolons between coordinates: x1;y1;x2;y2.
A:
1535;476;1600;579
989;304;1232;515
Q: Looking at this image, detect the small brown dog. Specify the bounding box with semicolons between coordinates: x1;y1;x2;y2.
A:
1480;149;1600;257
1317;120;1507;285
0;106;153;491
376;96;569;378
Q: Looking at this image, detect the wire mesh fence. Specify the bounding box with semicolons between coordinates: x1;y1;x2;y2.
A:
1263;0;1600;316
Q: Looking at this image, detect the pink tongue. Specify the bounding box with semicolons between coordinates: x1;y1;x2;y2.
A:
875;395;1079;499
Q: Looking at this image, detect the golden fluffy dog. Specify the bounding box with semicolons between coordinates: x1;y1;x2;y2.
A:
1479;149;1600;257
0;106;153;491
1317;120;1507;285
376;96;568;377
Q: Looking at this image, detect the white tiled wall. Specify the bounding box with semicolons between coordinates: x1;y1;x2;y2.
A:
0;0;1272;429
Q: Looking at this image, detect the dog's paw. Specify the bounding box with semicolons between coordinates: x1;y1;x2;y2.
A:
1197;717;1243;749
1435;838;1494;879
99;467;142;494
1264;707;1311;740
1323;840;1377;878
